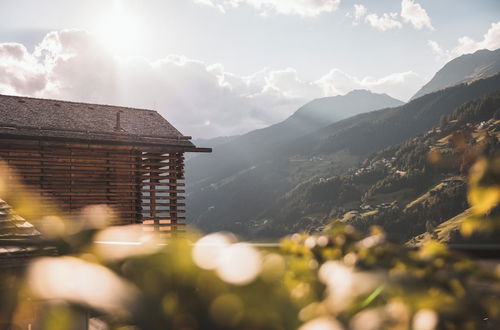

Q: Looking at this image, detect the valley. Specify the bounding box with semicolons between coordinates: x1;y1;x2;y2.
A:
186;49;500;244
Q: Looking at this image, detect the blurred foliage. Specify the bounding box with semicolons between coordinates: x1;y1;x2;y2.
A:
0;155;499;330
462;156;500;236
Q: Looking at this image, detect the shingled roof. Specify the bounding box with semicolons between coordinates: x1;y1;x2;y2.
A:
0;94;208;150
0;198;52;267
0;199;40;239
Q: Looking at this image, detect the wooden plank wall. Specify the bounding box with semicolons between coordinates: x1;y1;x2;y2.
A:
0;140;186;233
140;152;185;235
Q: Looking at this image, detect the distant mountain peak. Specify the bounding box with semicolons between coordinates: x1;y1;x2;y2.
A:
310;89;394;103
346;89;373;95
471;48;494;55
411;48;500;100
285;89;404;129
345;89;398;100
309;89;401;104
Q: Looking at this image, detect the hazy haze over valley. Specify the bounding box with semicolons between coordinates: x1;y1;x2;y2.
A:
186;52;500;238
2;2;500;329
1;0;500;240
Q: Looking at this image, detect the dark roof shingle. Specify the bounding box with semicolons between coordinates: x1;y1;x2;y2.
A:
0;94;205;150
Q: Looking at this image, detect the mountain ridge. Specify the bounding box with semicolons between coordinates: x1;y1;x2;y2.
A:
411;48;500;100
187;90;402;184
189;73;500;236
187;50;500;239
256;89;500;240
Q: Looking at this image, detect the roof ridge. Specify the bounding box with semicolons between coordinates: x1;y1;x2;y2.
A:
0;122;190;140
0;93;158;114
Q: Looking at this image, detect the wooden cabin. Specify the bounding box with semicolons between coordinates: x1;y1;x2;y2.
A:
0;94;210;234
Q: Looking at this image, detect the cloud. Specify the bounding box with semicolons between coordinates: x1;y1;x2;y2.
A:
193;0;231;13
400;0;433;30
453;21;500;54
427;40;451;61
365;12;402;31
0;30;422;138
194;0;340;17
350;4;401;31
352;4;367;25
350;1;432;31
429;21;500;61
0;43;47;95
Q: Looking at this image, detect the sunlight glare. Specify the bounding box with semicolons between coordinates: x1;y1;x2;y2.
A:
94;1;143;57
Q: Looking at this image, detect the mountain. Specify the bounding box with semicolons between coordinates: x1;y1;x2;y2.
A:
187;135;239;161
276;89;403;141
186;90;403;232
188;73;500;238
187;90;402;183
192;135;239;149
411;48;500;100
258;89;500;239
284;73;500;159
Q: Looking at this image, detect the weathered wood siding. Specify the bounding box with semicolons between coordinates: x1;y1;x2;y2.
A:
0;139;185;233
140;151;185;235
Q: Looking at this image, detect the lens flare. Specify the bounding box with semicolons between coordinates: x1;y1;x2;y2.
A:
192;232;234;270
413;309;438;330
299;316;344;330
216;243;262;285
27;256;138;315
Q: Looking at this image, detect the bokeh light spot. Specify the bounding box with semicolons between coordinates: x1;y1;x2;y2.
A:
216;243;262;285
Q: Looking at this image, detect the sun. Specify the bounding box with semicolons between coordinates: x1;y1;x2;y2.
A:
94;2;142;57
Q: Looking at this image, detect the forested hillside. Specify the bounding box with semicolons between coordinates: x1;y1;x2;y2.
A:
188;73;500;238
186;90;403;233
256;90;500;241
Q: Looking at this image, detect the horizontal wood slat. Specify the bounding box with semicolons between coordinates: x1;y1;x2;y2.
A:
11;167;183;175
9;181;184;186
142;222;187;226
16;174;185;181
0;142;187;233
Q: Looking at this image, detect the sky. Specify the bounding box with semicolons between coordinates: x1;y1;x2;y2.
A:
0;0;499;138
